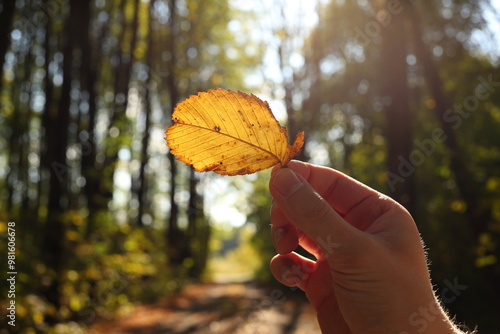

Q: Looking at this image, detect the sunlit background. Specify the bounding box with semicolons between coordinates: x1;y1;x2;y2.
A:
1;0;500;333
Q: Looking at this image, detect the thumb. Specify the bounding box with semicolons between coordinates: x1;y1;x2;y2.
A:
269;167;359;257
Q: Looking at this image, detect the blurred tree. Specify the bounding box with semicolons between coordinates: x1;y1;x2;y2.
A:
165;0;182;266
0;0;15;94
272;0;318;161
378;2;415;212
41;0;75;313
80;0;102;239
135;0;156;227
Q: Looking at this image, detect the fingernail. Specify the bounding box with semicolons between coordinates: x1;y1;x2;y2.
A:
272;168;304;198
273;226;285;244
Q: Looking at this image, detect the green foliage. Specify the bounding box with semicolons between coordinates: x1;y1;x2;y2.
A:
0;217;175;332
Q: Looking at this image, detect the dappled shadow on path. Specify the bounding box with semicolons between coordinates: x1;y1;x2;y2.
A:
88;281;320;334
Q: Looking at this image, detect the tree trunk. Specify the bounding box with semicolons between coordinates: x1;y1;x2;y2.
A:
42;0;77;314
187;169;198;238
99;0;140;211
380;2;415;214
0;0;16;94
165;0;182;265
187;168;209;278
275;4;307;162
38;0;55;247
78;0;102;239
136;0;155;227
19;33;34;221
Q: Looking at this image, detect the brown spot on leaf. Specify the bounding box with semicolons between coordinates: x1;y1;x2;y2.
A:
197;162;220;172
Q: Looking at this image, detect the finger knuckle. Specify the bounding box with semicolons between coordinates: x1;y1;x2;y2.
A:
297;192;332;224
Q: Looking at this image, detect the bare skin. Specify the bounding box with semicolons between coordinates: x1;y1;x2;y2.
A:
268;160;465;334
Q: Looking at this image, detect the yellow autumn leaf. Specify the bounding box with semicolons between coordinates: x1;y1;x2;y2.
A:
165;89;304;175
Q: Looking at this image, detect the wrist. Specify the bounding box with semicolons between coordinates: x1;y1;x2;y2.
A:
390;296;466;334
410;298;466;334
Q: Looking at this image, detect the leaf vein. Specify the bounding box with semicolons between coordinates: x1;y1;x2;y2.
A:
175;123;280;162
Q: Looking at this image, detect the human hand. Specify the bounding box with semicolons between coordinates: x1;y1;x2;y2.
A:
269;160;464;334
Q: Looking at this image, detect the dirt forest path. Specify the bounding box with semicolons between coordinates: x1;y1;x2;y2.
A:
88;281;320;334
